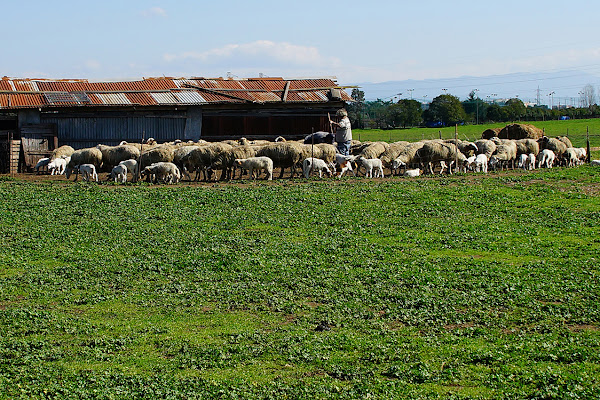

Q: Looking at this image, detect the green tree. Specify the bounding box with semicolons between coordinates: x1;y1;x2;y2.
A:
347;88;365;128
486;103;506;122
389;99;423;128
504;98;526;121
423;94;466;126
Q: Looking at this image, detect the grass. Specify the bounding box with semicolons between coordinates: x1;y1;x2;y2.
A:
354;118;600;147
1;165;600;398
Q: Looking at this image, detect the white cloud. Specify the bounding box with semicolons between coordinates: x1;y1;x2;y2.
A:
163;40;341;69
141;7;167;18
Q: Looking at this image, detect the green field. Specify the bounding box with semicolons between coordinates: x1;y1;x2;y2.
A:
1;164;600;398
354;118;600;148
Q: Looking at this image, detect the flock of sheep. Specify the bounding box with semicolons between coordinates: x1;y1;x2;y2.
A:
33;134;596;184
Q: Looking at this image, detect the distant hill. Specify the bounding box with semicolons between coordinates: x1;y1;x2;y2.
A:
349;70;600;106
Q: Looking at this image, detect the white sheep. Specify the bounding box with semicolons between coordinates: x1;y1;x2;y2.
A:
537;149;556;169
109;164;128;183
517;153;528;170
474;154;488;173
77;164;98;182
47;156;70;175
234;157;273;180
403;168;421;177
303;157;332;179
528;153;536;170
357;156;384;178
118;159;139;182
591;160;600;166
141;162;181;184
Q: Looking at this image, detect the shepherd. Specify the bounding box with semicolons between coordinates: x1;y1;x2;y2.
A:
329;108;352;156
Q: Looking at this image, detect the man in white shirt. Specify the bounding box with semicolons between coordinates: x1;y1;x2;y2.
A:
330;109;352;155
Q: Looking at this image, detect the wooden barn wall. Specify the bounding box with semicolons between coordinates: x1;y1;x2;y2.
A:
41;111;187;149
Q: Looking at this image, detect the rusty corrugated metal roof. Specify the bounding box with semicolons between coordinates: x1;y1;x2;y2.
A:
0;76;352;109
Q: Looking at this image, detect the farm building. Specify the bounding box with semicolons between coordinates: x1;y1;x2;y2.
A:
0;76;352;173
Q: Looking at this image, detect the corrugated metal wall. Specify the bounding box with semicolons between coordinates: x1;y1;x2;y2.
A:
41;112;187;148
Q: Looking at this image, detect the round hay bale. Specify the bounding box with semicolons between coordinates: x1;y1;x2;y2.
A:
481;128;501;139
497;123;544;140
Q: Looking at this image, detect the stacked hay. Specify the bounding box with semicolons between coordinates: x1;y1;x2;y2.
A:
497;124;544;140
481;128;502;139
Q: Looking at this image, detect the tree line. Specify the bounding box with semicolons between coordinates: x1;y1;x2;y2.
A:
347;88;600;129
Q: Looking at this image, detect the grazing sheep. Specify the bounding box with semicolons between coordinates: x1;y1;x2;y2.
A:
70;164;98;182
47;156;69;175
50;145;75;160
444;139;478;156
234;156;273;180
537;149;556;169
573;147;587;165
66;147;103;177
255;142;304;178
514;138;540;156
415;141;466;174
403;168;421;177
303;157;333;178
474;139;497;159
212;145;257;180
140;162;181;184
379;141;410;171
390;142;425;175
556;136;573;148
488;141;518;171
358;141;389;159
118;159;139;182
109;164;128;183
357;156;384;178
96;144;140;169
180;142;233;181
139;145;176;169
34;157;51;174
538;137;568;159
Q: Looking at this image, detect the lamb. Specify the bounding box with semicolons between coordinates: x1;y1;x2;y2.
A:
47;156;69;175
234;156;273;180
403;168;421;177
118;159;139;182
573;148;587;164
34;157;50;174
537;149;556;169
140;162;181;184
334;154;356;178
357;156;384;178
68;164;98;182
109;164;128;183
528;153;536;170
473;154;488;173
563;148;580;167
303;157;333;179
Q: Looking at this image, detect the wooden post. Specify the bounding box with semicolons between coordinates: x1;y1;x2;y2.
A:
586;126;591;164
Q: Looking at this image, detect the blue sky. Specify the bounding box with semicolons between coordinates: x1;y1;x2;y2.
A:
4;0;600;92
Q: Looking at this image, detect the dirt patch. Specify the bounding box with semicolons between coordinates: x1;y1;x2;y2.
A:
567;324;599;332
